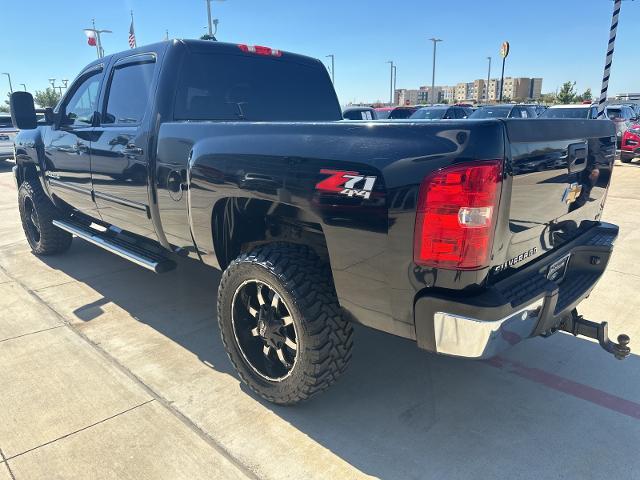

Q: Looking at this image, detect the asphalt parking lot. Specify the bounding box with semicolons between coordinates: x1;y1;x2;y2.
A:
1;159;639;480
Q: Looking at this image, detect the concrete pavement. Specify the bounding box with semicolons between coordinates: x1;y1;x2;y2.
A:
1;159;640;479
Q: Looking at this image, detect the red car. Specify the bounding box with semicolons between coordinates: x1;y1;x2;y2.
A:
621;124;640;163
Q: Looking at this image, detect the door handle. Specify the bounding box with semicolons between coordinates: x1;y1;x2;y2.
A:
124;144;144;155
568;143;588;174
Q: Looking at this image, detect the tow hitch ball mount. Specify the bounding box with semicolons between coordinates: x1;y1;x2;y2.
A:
560;309;631;360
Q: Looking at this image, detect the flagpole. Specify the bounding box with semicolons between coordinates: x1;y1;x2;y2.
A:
130;10;137;48
92;19;101;58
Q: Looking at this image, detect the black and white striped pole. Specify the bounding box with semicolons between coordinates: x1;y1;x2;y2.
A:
597;0;622;117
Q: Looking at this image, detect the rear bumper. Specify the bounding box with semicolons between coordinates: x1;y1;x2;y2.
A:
414;223;618;359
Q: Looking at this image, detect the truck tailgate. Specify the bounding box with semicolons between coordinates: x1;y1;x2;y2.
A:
492;119;616;278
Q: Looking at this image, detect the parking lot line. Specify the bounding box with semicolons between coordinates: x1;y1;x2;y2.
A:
487;356;640;420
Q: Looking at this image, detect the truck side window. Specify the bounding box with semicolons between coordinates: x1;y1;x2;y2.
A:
103;61;155;125
63;73;102;126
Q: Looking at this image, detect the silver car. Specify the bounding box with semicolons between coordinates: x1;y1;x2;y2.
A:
0;114;17;161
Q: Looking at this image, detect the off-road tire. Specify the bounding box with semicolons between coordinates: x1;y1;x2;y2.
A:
18;179;72;255
217;243;353;405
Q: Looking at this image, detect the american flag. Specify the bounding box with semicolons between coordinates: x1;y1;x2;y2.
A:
128;18;137;49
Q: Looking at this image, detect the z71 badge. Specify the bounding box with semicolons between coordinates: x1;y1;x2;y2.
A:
316;169;377;199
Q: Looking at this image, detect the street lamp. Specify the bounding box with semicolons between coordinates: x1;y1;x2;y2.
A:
2;73;13;94
205;0;225;38
386;60;394;105
486;56;492;103
392;65;397;102
429;38;442;106
61;79;69;89
19;83;26;91
84;19;112;59
326;55;335;84
48;78;56;90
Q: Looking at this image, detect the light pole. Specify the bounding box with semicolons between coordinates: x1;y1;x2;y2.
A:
19;83;26;91
2;73;13;94
429;38;442;106
386;61;394;105
392;65;397;102
84;19;112;58
326;55;335;84
205;0;225;38
486;57;492;103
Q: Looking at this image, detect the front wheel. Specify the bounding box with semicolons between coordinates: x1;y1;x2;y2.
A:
217;243;353;405
18;179;72;255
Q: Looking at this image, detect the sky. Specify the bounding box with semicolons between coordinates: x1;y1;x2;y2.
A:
1;0;639;105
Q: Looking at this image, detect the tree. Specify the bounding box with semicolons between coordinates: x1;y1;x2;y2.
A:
557;81;577;104
200;34;217;41
581;88;592;102
33;88;61;108
539;92;557;105
0;93;9;112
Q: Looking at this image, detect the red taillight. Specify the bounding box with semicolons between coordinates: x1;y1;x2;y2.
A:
414;161;502;270
237;44;282;57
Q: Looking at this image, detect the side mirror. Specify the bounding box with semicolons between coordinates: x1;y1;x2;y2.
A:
10;92;38;130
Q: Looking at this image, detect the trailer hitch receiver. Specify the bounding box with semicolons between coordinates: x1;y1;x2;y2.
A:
560;309;631;360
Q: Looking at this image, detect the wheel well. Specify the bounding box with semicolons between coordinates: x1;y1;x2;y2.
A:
16;162;38;187
211;198;329;270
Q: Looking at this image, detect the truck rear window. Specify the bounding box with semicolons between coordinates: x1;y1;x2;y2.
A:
174;53;341;122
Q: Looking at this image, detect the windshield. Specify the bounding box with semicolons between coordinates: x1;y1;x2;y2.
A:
469;106;512;119
375;109;391;119
541;108;590;119
0;116;13;128
607;109;623;120
388;108;416;119
410;108;447;120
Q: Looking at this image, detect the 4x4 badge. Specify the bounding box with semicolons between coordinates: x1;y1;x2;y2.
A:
316;169;377;199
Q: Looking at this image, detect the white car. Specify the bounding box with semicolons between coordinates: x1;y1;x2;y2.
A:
0;114;17;161
541;104;599;119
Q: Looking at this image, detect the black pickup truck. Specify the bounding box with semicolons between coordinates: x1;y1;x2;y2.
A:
9;40;629;405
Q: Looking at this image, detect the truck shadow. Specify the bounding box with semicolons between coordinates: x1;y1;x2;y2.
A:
36;240;640;479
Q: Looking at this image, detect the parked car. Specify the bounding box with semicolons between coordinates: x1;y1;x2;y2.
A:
533;105;548;117
540;104;599;119
621;123;640;163
9;39;626;405
0;114;17;161
469;104;538;119
388;106;419;119
373;107;394;119
606;105;637;146
409;105;470;120
343;107;377;121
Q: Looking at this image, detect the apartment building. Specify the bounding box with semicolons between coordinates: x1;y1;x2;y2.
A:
394;77;542;105
487;77;543;102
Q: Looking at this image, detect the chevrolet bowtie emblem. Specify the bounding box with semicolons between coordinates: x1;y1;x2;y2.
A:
562;182;583;205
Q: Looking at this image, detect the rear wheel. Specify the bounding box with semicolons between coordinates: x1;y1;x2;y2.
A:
217;243;353;405
18;179;72;255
